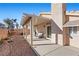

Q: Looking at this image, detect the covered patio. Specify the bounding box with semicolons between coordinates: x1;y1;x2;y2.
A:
21;14;53;46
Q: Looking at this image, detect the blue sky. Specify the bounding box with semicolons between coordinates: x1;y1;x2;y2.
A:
0;3;79;25
0;3;51;25
66;3;79;11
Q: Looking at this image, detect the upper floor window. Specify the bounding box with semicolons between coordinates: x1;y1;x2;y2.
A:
69;27;77;35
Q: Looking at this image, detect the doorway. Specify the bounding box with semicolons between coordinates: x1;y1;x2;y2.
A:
46;25;51;39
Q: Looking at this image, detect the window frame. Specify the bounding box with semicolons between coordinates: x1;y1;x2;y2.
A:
69;26;77;35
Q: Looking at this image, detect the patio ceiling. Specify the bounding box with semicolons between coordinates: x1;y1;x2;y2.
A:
33;16;51;26
21;14;51;26
63;20;79;27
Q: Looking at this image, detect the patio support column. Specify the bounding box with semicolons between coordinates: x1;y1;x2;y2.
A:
23;26;25;38
30;19;33;46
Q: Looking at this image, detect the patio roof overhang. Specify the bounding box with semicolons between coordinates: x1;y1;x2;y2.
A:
21;13;51;26
33;16;51;26
63;20;79;27
21;15;32;26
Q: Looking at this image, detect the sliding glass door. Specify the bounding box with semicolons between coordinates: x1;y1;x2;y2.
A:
47;26;51;38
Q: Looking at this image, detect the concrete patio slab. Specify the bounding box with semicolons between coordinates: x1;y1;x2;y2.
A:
26;37;52;45
46;46;79;56
32;44;61;56
32;44;79;56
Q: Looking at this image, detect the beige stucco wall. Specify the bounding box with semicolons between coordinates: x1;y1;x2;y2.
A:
70;37;79;48
69;16;79;21
35;23;46;34
69;25;79;48
40;13;52;19
58;34;63;45
34;23;52;40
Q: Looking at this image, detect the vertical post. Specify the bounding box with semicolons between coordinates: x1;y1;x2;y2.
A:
31;18;33;46
23;26;25;38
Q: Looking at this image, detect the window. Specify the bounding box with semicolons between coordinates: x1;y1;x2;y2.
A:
73;27;77;34
69;27;77;35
